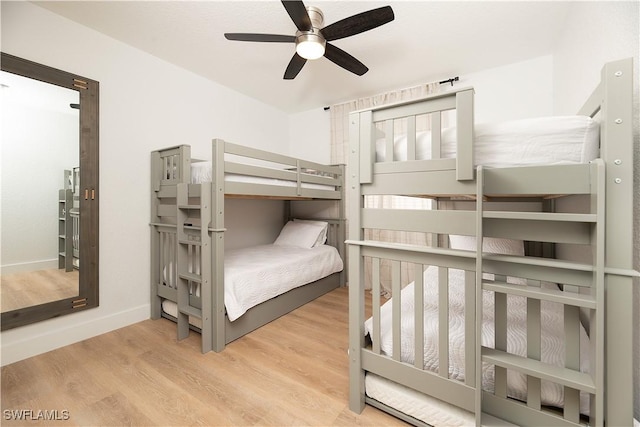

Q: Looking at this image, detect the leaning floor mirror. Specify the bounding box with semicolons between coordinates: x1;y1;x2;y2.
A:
1;52;99;330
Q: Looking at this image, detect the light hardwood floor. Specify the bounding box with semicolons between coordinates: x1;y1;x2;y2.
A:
1;269;79;312
1;287;407;426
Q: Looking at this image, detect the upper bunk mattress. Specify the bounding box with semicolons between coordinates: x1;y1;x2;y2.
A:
375;115;599;167
190;162;334;190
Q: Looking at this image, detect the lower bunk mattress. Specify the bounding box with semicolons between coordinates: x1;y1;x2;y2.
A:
364;265;592;422
162;243;343;325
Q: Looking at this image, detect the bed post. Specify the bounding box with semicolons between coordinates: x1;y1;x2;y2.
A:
150;150;162;320
347;110;368;413
338;163;347;286
211;139;227;352
597;58;635;426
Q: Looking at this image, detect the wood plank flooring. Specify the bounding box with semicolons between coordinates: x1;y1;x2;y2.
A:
1;269;79;312
1;287;407;426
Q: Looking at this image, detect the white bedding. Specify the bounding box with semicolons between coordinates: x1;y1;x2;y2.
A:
190;162;333;190
375;115;599;167
364;266;591;415
163;244;343;322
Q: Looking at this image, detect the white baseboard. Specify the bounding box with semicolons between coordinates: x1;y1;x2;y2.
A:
1;259;58;275
0;304;150;366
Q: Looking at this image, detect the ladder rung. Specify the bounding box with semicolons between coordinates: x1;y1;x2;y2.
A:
178;204;201;210
482;347;595;393
483;254;594;273
483;211;597;223
179;304;202;318
179;272;201;283
482;281;596;309
178;239;201;247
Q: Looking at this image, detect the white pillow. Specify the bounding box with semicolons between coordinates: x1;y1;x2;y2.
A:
449;235;524;255
293;219;328;247
273;221;326;249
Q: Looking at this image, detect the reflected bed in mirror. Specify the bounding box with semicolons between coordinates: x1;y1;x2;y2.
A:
0;52;99;330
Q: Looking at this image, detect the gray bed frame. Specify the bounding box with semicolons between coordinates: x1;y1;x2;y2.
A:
150;139;345;353
347;58;637;426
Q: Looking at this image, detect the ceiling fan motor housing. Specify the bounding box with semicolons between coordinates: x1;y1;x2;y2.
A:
295;6;326;59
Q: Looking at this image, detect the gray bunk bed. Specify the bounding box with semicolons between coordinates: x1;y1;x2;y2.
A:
150;139;345;353
347;58;636;426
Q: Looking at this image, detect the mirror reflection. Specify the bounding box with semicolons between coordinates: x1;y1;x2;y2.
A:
0;70;80;312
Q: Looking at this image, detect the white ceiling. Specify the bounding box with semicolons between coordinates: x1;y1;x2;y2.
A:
34;1;572;114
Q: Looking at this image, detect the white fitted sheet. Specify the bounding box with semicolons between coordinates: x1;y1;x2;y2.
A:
375;115;599;167
364;266;590;415
163;244;343;323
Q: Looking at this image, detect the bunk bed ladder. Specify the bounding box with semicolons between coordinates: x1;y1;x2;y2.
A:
476;162;605;427
175;181;214;353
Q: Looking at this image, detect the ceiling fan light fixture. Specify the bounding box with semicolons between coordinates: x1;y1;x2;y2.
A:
295;33;326;60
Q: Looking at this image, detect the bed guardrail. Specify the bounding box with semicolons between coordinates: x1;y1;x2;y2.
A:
350;87;475;185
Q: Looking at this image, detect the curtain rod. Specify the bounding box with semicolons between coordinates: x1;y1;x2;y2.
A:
325;76;460;110
439;76;459;86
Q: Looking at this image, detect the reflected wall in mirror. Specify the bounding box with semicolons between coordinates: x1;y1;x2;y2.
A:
1;52;99;330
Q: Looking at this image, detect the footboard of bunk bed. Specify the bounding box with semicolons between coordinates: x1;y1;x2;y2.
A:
150;139;346;353
347;58;636;426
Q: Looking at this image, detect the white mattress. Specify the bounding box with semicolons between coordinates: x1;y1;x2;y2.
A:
190;161;333;191
163;244;343;323
364;266;591;418
366;373;474;426
375;115;599;167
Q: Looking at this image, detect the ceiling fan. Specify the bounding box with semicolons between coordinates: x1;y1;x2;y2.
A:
224;1;395;80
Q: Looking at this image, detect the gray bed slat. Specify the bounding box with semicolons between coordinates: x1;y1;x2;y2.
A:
372;93;456;122
482;392;580;427
373;158;457;175
437;267;448;377
482;347;595;393
363;169;476;196
349;240;477;272
493;284;508;399
362;208;476;236
483;217;592;245
362;350;476;412
385;119;394;162
372;258;381;355
482;254;595;287
526;289;542;411
391;261;401;362
455;89;474;181
414;264;425;370
483;164;591;196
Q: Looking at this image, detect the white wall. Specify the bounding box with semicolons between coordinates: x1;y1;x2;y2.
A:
457;55;554;123
288;107;330;163
0;1;290;365
551;1;640;419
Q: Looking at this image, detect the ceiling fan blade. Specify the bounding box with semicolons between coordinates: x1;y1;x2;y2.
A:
320;6;394;41
281;1;312;31
224;33;296;43
284;53;307;80
324;43;368;76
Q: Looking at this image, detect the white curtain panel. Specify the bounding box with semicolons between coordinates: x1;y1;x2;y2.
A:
330;82;449;296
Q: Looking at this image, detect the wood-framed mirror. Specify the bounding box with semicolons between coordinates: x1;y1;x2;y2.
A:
1;52;99;330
